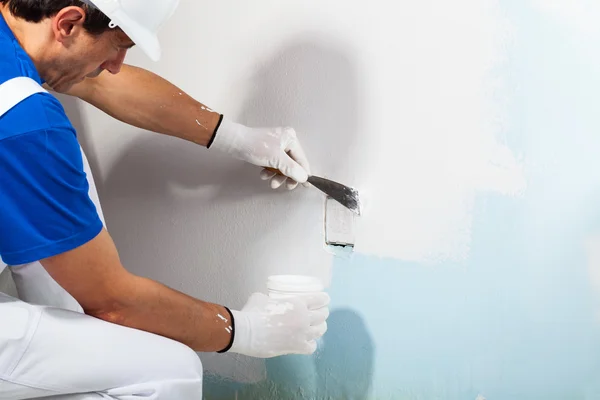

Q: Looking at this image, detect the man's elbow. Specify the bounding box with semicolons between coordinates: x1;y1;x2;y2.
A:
85;300;129;325
40;228;137;324
80;276;138;326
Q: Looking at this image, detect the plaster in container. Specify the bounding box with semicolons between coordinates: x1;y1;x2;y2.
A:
267;275;324;300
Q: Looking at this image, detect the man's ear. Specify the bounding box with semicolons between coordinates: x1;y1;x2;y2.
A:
52;7;86;44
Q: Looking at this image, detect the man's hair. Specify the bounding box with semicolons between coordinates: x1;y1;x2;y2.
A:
0;0;110;35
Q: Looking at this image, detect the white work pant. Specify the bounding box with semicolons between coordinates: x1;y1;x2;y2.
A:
0;151;203;399
0;263;204;400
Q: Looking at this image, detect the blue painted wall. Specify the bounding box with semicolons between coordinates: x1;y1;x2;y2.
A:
205;1;600;398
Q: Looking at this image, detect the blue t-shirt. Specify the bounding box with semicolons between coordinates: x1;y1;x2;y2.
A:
0;14;103;265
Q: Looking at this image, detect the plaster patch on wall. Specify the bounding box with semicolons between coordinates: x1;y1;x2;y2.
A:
353;0;526;263
325;196;356;247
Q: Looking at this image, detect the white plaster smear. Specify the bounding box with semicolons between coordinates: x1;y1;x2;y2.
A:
354;0;526;262
531;0;600;37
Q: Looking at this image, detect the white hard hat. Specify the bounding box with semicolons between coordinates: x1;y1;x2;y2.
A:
86;0;180;61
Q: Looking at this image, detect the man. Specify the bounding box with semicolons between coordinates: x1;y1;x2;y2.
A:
0;0;330;399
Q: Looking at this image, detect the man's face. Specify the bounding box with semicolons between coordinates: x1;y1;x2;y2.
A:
45;9;135;92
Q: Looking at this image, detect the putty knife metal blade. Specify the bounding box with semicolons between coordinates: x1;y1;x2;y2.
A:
308;175;360;215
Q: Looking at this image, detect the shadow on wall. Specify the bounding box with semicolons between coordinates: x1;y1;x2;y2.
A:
205;309;375;400
0;268;17;297
315;309;374;399
60;36;365;391
238;37;362;183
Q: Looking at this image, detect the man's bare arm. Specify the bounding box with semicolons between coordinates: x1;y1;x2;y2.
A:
41;229;232;352
63;65;221;147
55;64;313;188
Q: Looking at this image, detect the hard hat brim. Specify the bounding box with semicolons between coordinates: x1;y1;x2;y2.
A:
106;8;162;62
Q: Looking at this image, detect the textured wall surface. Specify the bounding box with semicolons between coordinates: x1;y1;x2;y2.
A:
66;0;600;398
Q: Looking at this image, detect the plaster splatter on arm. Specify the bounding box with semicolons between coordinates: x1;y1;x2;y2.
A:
217;313;233;334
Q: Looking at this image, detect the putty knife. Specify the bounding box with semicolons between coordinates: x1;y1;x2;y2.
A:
267;168;361;215
308;175;361;215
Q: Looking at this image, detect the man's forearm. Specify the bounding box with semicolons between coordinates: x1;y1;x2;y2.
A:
69;65;221;147
99;275;233;352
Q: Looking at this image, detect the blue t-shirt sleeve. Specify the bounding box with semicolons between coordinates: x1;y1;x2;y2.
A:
0;128;103;265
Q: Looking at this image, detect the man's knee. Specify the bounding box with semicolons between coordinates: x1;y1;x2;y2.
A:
131;340;203;399
155;342;204;398
150;337;204;384
170;343;204;381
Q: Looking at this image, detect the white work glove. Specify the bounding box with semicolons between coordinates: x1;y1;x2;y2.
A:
209;118;311;190
227;292;330;358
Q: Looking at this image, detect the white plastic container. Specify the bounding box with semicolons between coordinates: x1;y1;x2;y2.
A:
267;275;324;300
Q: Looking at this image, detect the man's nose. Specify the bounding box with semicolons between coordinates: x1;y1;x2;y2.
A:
101;49;128;75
